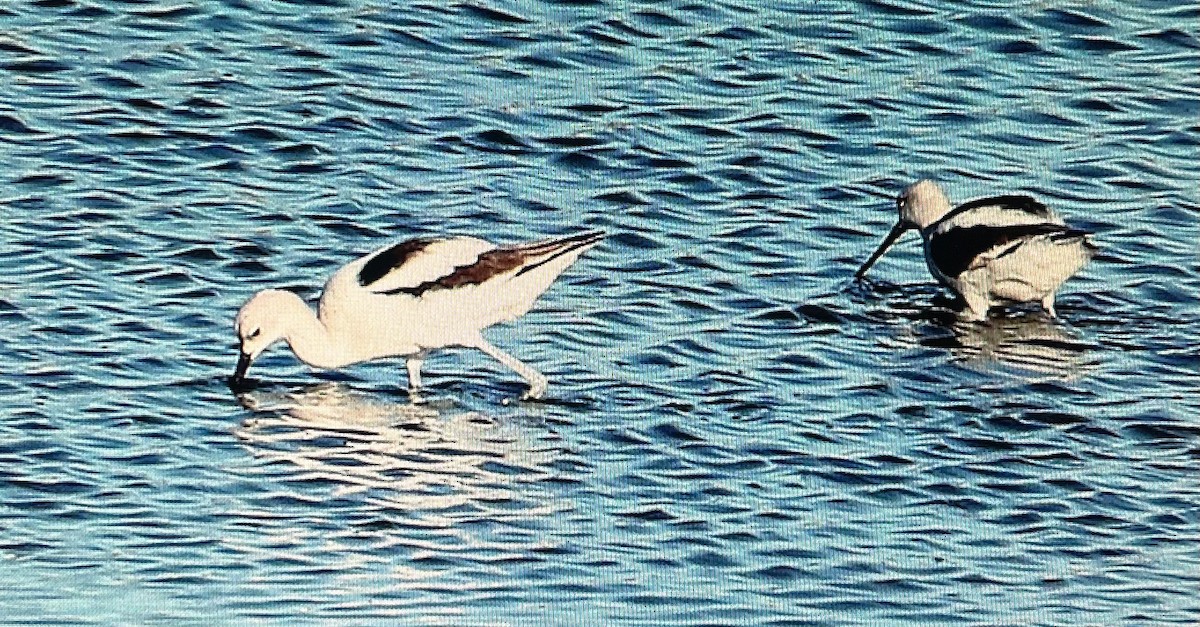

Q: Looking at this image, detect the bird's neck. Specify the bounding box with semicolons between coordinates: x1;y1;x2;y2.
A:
279;297;350;370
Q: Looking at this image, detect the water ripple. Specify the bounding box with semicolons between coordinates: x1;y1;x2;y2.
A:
2;0;1199;623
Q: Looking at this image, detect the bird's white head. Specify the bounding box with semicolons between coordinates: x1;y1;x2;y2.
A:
855;179;953;279
231;289;303;386
897;179;952;230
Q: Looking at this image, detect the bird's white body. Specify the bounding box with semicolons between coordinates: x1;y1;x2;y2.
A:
857;180;1096;321
233;231;603;398
922;202;1094;319
317;237;559;364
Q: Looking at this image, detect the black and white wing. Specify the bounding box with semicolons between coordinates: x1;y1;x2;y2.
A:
927;196;1092;281
355;236;495;296
928;223;1078;279
355;231;603;298
934;195;1060;230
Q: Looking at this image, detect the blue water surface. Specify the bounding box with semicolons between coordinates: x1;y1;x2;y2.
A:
1;0;1198;624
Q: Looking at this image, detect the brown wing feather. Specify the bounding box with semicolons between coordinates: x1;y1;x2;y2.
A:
380;231;601;296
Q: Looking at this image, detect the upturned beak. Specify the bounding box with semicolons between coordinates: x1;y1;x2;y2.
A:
231;351;253;388
855;222;909;279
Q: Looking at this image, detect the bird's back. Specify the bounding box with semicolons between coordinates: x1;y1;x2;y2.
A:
930;195;1063;235
925;196;1094;302
438;231;604;328
317;232;601;353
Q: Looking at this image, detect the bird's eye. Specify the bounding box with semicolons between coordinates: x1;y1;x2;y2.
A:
248;328;261;339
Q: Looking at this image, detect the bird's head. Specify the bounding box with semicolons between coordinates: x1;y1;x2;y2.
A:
896;179;951;230
855;179;952;279
231;289;298;386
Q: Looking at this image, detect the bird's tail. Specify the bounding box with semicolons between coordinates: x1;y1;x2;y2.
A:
473;230;603;326
509;230;604;277
1049;229;1098;259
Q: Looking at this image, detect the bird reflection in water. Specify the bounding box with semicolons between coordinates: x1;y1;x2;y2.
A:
923;314;1095;378
854;278;1094;378
232;383;565;520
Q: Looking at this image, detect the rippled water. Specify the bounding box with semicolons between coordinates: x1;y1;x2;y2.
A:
2;1;1198;624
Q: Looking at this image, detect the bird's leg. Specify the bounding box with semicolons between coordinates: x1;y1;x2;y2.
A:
955;272;992;322
1041;293;1058;318
405;351;428;399
960;289;991;323
471;336;548;400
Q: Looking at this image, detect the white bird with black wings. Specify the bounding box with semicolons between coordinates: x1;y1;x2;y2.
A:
856;180;1096;321
232;230;603;399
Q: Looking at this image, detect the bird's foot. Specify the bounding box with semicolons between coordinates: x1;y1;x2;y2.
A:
522;378;548;401
959;292;992;324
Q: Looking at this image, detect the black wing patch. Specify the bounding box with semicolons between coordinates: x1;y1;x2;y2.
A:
377;231;603;297
939;195;1052;226
1048;229;1094;245
929;224;1066;278
513;230;604;278
357;238;436;287
380;248;529;296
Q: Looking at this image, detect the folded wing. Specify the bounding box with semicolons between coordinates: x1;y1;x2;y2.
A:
357;236;495;295
358;231;603;299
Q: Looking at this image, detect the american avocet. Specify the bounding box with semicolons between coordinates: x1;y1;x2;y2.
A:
231;230;603;399
855;180;1096;320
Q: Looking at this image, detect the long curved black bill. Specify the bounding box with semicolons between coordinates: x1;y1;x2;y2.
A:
231;352;252;388
854;222;908;279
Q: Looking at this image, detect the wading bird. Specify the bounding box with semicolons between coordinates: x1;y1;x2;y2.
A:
856;180;1096;320
232;231;603;399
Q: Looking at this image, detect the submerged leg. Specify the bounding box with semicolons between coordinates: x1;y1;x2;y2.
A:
471;336;548;400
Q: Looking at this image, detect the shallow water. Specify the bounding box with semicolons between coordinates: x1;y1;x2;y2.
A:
2;0;1198;624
